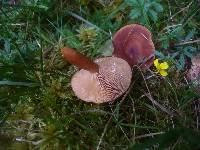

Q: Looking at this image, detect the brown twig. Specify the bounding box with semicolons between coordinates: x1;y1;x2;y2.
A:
135;131;165;140
174;39;200;47
136;65;176;116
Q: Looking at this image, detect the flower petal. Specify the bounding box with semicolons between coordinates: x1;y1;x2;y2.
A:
159;70;168;76
154;59;159;69
159;62;169;69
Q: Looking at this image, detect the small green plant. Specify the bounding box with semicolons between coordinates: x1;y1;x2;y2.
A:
78;25;98;56
157;29;197;70
125;0;163;26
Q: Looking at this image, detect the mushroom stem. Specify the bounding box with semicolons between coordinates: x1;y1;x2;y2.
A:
61;47;99;73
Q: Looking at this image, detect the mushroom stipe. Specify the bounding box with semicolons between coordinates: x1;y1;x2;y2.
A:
61;47;99;73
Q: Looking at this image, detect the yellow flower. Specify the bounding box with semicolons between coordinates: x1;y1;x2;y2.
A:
154;59;169;76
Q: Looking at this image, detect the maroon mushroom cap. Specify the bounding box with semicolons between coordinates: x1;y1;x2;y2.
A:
112;24;155;69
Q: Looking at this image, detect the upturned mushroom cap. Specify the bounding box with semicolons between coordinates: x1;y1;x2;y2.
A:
71;57;132;103
112;24;155;69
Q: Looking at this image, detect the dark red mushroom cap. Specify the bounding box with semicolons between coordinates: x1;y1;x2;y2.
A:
112;24;155;69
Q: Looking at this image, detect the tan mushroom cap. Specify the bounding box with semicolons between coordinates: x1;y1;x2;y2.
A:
71;57;132;103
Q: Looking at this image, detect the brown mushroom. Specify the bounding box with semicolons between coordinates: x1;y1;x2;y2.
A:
187;54;200;93
112;24;155;69
61;47;132;103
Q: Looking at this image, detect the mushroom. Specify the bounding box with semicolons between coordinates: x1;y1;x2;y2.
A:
61;47;132;103
187;54;200;93
112;24;155;69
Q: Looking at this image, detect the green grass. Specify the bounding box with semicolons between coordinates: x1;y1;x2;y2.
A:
0;0;200;149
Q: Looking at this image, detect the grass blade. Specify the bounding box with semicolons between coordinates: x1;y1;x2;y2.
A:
0;81;40;87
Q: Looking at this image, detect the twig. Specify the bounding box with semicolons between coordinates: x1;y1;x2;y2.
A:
143;92;175;116
167;0;172;20
96;117;112;150
136;65;176;116
169;2;193;20
174;39;200;47
135;66;159;120
135;131;165;139
161;24;182;33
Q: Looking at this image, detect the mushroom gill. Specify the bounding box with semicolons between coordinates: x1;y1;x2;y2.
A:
71;57;132;103
61;47;132;103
